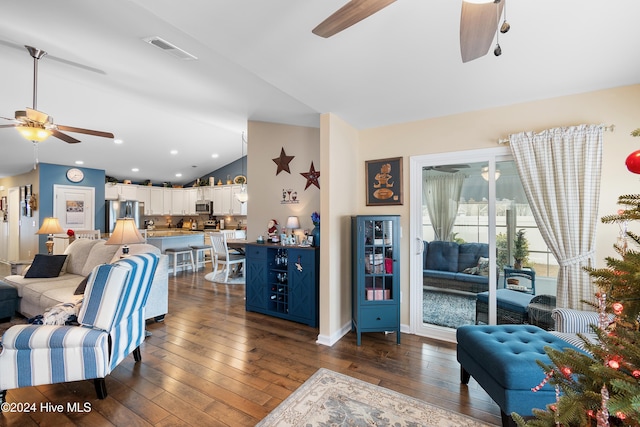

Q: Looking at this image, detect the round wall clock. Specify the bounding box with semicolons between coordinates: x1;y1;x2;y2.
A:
66;168;84;182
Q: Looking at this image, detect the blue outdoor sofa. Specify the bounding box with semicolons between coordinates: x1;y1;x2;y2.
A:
422;240;491;294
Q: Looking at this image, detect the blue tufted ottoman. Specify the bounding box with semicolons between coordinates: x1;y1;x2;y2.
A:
0;281;18;322
457;324;585;427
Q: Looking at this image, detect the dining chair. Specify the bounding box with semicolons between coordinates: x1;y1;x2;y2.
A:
74;229;102;239
209;232;245;283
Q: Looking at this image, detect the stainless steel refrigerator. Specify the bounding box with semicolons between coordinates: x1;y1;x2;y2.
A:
105;200;142;233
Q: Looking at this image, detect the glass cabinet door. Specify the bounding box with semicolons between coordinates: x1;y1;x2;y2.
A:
362;219;395;302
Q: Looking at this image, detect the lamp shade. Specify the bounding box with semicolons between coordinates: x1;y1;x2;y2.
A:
286;216;300;230
105;218;145;245
17;125;52;143
36;217;64;235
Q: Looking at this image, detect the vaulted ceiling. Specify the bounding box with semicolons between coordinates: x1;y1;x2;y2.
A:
1;0;639;183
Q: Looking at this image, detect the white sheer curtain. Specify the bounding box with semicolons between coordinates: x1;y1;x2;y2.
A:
423;173;465;241
509;124;603;309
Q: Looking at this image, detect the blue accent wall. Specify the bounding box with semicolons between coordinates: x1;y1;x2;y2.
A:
186;156;246;186
38;163;105;253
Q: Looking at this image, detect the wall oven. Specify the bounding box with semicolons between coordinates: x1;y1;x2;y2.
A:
195;200;212;214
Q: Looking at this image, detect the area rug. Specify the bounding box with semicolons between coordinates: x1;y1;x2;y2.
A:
423;289;476;329
204;271;245;285
256;368;493;427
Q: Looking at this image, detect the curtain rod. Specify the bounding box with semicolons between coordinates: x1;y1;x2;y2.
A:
497;124;615;145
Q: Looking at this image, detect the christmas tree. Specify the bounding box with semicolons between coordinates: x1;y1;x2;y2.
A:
513;129;640;427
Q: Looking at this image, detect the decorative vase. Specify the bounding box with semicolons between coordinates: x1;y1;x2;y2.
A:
514;259;523;270
312;225;320;247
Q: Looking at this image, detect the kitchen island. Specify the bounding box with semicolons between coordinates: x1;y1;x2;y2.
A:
146;230;206;274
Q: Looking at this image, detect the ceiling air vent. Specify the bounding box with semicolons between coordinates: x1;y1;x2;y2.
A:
142;36;197;60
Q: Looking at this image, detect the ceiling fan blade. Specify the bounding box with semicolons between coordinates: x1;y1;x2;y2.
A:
312;0;396;38
56;125;114;139
51;129;81;144
460;1;503;63
0;124;17;129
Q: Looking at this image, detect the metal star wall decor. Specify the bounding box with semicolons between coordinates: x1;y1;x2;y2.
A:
301;161;320;190
272;147;295;175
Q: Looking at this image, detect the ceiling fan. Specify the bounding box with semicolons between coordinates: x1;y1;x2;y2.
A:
425;164;470;173
0;45;114;144
312;0;508;63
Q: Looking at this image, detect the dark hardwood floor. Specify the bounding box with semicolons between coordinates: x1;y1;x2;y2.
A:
0;265;501;426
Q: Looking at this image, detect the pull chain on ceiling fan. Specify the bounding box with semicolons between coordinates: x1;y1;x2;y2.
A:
0;45;114;144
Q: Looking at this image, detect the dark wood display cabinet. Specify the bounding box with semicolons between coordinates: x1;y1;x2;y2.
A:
245;243;319;327
351;215;400;345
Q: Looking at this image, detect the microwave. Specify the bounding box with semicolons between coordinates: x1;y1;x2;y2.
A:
195;200;212;214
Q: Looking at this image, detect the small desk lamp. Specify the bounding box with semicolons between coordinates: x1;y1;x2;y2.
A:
37;217;64;254
106;218;146;256
286;216;300;245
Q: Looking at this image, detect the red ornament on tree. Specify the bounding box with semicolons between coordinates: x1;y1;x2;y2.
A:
625;150;640;174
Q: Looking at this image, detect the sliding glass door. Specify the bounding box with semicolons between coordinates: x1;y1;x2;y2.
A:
410;147;555;342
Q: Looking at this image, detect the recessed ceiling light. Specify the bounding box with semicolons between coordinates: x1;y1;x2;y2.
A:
114;139;123;144
211;153;219;158
170;150;178;155
132;168;139;172
175;173;182;177
75;160;84;165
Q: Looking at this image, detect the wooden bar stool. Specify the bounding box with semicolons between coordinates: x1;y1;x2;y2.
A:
190;244;214;270
165;247;195;276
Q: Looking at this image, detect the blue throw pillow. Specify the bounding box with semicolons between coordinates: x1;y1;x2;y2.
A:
24;254;68;278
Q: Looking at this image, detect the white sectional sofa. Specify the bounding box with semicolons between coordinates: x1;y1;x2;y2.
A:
2;239;168;321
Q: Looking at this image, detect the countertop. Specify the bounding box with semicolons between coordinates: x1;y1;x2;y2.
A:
146;230;204;238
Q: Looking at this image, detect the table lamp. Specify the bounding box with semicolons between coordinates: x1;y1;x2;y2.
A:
106;218;146;256
36;217;64;254
286;216;300;245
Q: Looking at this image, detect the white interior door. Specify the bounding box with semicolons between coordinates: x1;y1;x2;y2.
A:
8;187;19;261
53;185;95;231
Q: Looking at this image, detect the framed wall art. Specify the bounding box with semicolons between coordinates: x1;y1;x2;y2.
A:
365;157;403;206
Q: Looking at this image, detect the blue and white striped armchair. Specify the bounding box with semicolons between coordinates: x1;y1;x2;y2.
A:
0;253;159;406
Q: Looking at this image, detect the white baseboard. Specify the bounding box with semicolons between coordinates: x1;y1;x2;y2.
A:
316;320;352;347
316;322;411;346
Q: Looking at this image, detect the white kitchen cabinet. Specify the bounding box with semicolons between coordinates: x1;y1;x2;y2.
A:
230;185;248;215
105;184;119;200
137;186;151;213
104;183;138;201
148;187;164;215
212;186;224;215
211;184;247;215
162;188;173;215
171;189;186;215
185;188;198;215
221;186;232;215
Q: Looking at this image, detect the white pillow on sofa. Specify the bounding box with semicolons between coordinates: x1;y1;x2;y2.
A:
64;239;102;275
81;241;119;276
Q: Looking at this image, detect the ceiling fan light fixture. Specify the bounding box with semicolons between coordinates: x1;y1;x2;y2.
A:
16;125;52;142
481;166;501;181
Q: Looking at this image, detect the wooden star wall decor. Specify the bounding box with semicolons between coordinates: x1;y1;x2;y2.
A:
272;147;295;175
301;161;320;190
